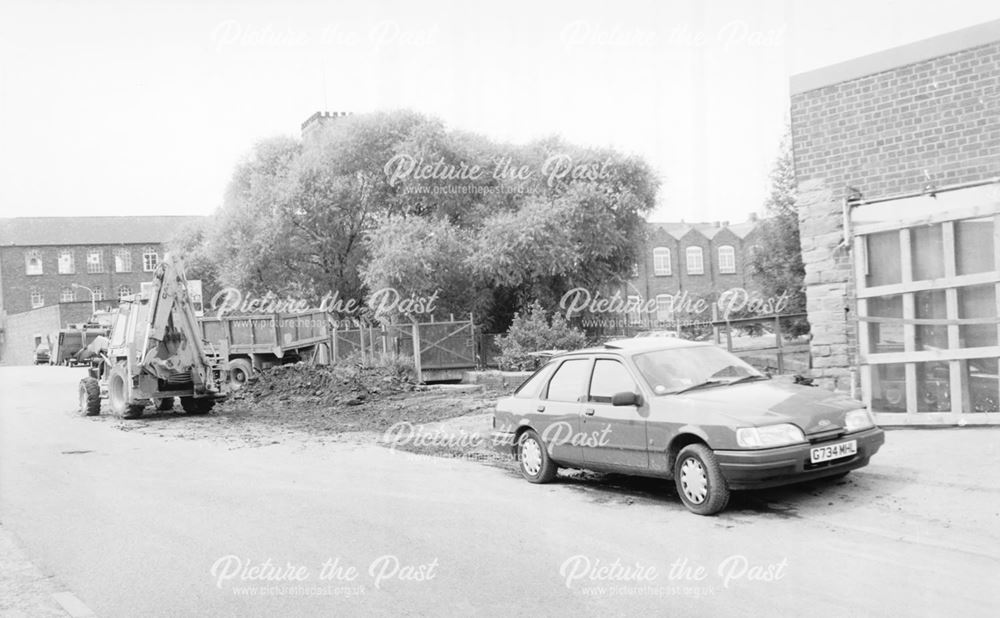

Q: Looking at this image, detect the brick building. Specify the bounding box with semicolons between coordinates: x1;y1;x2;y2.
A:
790;19;1000;425
0;216;204;364
612;218;761;328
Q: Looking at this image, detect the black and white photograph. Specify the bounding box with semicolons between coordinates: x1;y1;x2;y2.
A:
1;1;998;616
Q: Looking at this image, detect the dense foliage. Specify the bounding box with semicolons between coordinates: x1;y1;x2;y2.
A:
185;110;659;333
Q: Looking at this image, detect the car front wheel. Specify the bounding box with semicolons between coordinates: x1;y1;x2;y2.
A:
517;429;557;483
674;444;730;515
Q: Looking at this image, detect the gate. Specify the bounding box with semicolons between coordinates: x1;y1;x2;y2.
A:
332;318;477;382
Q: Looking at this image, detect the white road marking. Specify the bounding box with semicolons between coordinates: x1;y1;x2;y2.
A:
51;591;95;617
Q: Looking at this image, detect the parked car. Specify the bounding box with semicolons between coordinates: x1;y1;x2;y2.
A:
34;343;51;365
492;338;885;515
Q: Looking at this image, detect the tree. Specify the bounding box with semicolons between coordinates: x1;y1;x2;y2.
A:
359;215;478;320
197;110;659;332
208;136;302;297
495;301;587;371
164;220;221;302
746;132;805;314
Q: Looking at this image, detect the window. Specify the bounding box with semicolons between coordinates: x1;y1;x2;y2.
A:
865;231;901;287
114;248;132;273
685;247;704;275
911;225;944;281
513;363;559;399
58;250;75;274
656;295;673;324
25;250;42;275
93;287;104;301
29;288;43;308
629;262;639;278
857;202;1000;420
653;247;671;276
142;247;159;272
60;288;75;302
588;360;638;403
87;249;104;273
627;295;642;325
955;217;994;275
545;358;591;402
118;285;133;300
958;285;997;348
718;245;736;274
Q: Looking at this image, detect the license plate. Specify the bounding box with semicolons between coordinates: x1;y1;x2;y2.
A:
810;440;857;464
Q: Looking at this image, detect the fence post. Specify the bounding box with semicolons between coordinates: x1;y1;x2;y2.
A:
774;315;784;374
411;318;423;383
359;324;367;365
712;304;720;344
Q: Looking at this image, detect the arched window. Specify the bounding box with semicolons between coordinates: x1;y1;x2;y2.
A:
685;247;704;275
58;250;75;274
87;249;104;273
718;245;736;274
30;288;43;308
653;247;671;276
25;250;42;275
142;247;159;272
115;248;132;273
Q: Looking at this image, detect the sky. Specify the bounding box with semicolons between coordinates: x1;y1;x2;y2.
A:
1;0;998;224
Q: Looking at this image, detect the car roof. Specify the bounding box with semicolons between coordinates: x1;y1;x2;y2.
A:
562;337;712;357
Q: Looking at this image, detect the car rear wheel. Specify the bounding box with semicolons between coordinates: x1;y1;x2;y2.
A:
674;444;729;515
517;429;557;483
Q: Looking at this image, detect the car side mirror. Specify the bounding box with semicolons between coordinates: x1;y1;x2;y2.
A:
612;391;641;406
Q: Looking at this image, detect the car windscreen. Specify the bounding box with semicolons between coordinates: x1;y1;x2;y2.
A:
632;346;765;395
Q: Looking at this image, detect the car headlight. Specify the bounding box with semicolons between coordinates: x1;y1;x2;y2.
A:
736;423;806;448
844;408;875;432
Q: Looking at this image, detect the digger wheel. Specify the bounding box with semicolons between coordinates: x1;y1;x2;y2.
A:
78;377;101;416
109;363;144;419
181;396;214;415
155;397;175;411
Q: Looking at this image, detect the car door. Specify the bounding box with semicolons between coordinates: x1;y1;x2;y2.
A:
534;357;591;466
581;357;649;471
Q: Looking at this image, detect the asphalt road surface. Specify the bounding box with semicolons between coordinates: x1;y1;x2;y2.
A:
2;366;998;617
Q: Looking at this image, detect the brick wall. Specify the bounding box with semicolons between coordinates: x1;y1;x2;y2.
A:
634;226;756;299
790;25;1000;390
0;243;164;315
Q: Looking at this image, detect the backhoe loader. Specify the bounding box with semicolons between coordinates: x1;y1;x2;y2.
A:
78;255;229;418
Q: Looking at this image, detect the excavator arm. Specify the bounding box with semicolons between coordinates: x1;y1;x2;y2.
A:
139;255;218;395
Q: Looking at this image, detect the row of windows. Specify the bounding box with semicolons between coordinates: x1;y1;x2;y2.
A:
24;247;159;276
648;246;736;276
29;285;133;309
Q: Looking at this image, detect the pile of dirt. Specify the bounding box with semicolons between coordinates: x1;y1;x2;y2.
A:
224;362;418;408
85;363;520;447
210;363;513;437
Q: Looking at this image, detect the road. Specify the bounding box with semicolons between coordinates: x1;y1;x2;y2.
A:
1;365;998;617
